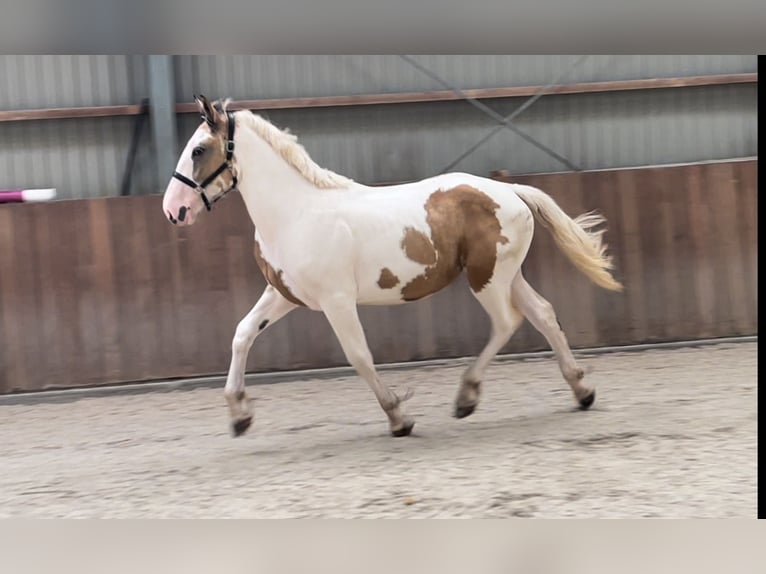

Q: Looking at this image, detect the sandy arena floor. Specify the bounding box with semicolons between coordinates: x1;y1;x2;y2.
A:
0;342;757;518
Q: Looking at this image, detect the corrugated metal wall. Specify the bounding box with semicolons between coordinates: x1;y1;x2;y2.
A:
174;55;757;181
0;55;153;199
173;55;756;99
0;117;157;200
177;82;756;182
0;55;148;108
0;56;758;199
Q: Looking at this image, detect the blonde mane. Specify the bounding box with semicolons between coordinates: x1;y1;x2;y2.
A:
235;108;354;189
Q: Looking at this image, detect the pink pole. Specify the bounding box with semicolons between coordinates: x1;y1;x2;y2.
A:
0;191;25;203
0;189;56;203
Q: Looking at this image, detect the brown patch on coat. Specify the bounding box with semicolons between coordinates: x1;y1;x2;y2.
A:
401;228;437;265
253;241;306;307
377;268;400;289
400;186;509;301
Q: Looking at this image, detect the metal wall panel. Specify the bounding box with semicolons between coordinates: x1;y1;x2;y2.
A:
0;55;148;109
173;55;757;100
0;55;758;199
178;83;756;183
0;55;153;199
0;116;157;200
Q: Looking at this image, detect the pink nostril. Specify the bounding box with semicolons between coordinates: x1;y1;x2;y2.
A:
167;211;177;224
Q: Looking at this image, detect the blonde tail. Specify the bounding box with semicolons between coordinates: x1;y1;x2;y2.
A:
514;184;623;292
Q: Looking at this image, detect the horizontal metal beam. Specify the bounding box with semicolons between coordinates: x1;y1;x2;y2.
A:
0;73;756;123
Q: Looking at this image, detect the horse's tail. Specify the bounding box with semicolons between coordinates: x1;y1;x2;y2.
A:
513;184;623;292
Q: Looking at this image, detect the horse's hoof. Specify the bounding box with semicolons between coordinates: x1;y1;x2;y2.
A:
232;416;253;437
391;420;415;437
578;390;596;410
454;403;477;419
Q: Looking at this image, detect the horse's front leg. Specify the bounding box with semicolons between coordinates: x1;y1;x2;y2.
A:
225;286;297;437
320;296;414;437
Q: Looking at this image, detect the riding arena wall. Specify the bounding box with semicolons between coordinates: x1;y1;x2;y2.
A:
0;158;756;393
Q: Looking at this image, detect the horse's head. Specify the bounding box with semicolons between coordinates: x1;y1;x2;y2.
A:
162;95;239;225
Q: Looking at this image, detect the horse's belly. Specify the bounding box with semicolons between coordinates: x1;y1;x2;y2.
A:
353;239;464;306
355;259;434;305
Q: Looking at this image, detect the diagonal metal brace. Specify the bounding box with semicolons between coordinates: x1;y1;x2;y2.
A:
439;55;590;174
399;55;581;172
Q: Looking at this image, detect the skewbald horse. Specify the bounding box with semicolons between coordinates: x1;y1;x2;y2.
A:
162;95;622;438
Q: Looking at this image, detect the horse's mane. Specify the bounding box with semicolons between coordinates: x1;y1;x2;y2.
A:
228;103;354;190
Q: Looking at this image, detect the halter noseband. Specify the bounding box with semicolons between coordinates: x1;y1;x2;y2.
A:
172;111;238;212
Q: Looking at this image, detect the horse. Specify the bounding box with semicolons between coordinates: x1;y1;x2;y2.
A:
162;95;623;438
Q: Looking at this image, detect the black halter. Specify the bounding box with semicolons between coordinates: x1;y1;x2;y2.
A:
172;111;238;211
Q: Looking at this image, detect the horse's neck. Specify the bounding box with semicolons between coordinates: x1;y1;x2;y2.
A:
236;129;323;243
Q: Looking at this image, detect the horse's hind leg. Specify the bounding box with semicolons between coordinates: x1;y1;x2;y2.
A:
511;272;595;409
224;286;297;437
455;276;525;419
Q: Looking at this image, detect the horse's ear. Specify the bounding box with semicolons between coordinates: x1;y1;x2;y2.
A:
194;94;220;129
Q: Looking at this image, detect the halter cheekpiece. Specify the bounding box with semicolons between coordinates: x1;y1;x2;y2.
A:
172;111;238;211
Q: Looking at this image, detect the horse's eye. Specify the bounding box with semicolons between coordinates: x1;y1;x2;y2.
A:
192;146;205;158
